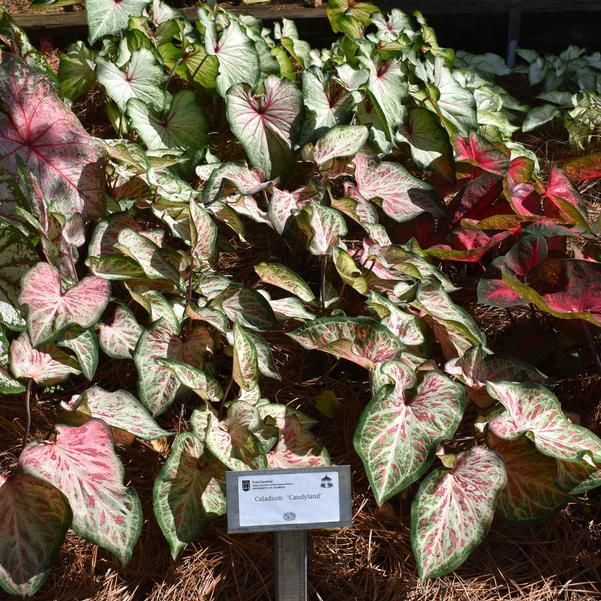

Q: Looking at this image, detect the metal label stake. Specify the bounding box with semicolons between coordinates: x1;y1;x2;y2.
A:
226;466;352;601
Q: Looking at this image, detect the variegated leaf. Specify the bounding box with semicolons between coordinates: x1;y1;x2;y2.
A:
269;297;316;321
20;420;143;564
153;433;226;559
366;292;426;347
288;316;403;369
135;320;209;416
98;306;143;360
356;361;464;505
216;285;277;332
487;381;601;463
353;153;446;223
416;278;489;356
58;328;99;380
556;458;601;495
307;201;347;256
232;323;259;391
0;325;24;393
267;415;330;469
411;446;507;579
10;332;80;385
268;187;307;234
20;262;110;346
190;200;218;268
128;289;181;336
200;162;268;206
311;125;369;166
205;403;268;471
255;263;315;304
333;247;368;295
247;331;280;381
0;226;38;331
157;359;223;403
491;437;569;523
64;386;171;440
0;472;71;597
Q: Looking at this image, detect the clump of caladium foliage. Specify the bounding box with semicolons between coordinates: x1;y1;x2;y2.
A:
1;0;601;596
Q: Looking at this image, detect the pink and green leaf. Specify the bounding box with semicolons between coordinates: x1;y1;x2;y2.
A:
306;201;347;256
0;472;71;597
288;316;403;370
411;446;507;579
64;386;172;440
190;200;218;269
232;323;260;391
556;458;601;495
58;327;99;380
355;361;465;505
20;420;143;564
454;132;509;176
157;359;223;403
98;306;143;360
562;152;601;183
153;433;226;559
255;263;315;304
20;262;111;346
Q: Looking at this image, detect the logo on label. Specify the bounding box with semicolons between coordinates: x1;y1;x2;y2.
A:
241;480;251;492
283;512;296;521
320;475;333;488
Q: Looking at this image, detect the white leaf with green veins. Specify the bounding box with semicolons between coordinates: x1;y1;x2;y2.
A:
96;49;166;112
87;0;150;44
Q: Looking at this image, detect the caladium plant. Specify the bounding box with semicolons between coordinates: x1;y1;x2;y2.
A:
0;1;600;595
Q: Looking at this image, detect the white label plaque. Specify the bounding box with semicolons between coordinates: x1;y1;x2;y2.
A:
226;466;352;533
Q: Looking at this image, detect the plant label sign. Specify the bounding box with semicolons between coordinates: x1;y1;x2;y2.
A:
226;466;352;533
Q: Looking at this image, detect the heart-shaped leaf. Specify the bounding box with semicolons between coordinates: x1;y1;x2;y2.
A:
98;306;143;360
491;437;569;523
127;90;207;151
0;54;103;218
454;132;509;176
411;446;506;579
20;262;111;346
64;386;171;440
544;165;590;230
366;292;426;347
487;381;601;463
10;332;80;385
157;359;223;403
153;432;226;559
255;263;315;304
0;472;71;597
504;234;548;276
135;320;210;416
288;316;403;369
307;201;347;256
355;361;464;505
58;41;96;102
20;420;143;564
58;328;99;380
353;153;446;223
226;75;302;179
216;285;277;332
232;323;259;391
556;458;601;495
96;50;166;113
87;0;150;43
0;226;38;331
190;200;218;269
311;125;369;166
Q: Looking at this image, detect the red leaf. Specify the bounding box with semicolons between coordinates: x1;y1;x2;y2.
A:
562;152;601;182
544;165;590;229
427;229;511;263
0;54;103;218
448;173;504;225
454;132;509;176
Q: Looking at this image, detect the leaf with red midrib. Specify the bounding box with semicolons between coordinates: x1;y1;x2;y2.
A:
411;446;506;579
0;472;71;597
454;132;509;176
0;54;103;218
20;419;142;564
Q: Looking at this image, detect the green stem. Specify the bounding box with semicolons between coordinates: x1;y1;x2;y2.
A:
320;254;328;311
22;379;33;451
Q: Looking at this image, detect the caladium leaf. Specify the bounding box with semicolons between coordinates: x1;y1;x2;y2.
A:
454;132;509;176
20;262;110;346
98;306;143;360
246;331;280;381
206;21;260;97
366;292;426;347
157;359;223;403
0;472;71;597
269;297;316;321
128;289;181;336
255;263;315;304
10;332;80;385
232;323;259;391
87;0;150;43
311;125;369;167
306;201;347;256
127;90;208;151
58;328;99;380
562;152;601;182
487;381;601;462
267;415;330;469
411;446;507;580
205;403;268;471
427;229;511;263
0;54;103;218
190;200;218;269
20;420;143;564
416;278;489;355
326;0;379;37
226;75;302;180
490;437;569;523
200;162;268;206
352;153;446;223
333;247;368;294
135;320;210;416
153;433;226;559
355;362;464;505
58;41;96;102
288;316;403;369
504;234;548;276
64;386;171;440
556;458;601;495
216;285;277;332
268;187;308;234
0;226;38;331
96;50;166;113
544;165;590;230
